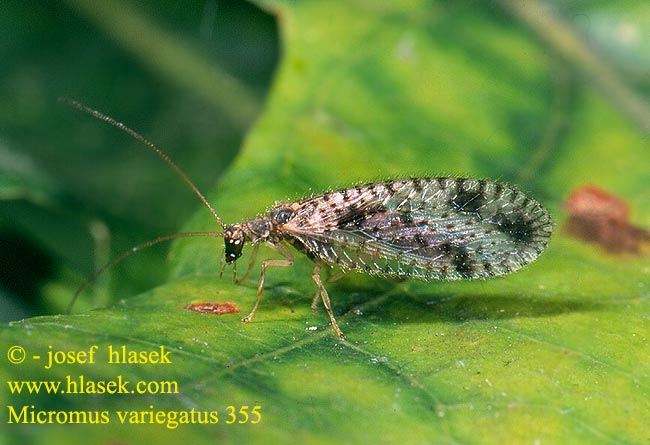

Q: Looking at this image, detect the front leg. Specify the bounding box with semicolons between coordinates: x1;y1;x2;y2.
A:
241;243;294;324
234;243;260;284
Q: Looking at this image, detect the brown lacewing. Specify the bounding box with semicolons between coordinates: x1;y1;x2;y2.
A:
65;99;553;340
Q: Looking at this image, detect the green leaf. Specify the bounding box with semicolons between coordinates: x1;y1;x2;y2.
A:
3;1;650;444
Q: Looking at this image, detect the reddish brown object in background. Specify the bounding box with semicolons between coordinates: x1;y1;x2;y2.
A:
564;185;650;254
185;301;240;315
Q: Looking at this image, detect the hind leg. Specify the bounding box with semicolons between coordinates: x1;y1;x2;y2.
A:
311;269;345;312
312;265;345;340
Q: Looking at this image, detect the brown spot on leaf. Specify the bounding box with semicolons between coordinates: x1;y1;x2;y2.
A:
185;301;240;315
564;185;649;254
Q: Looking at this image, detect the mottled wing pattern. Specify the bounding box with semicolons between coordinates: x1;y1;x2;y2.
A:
281;178;552;280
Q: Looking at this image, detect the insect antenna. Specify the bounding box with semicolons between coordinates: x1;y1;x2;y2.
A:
67;231;224;314
61;98;229;313
59;98;226;230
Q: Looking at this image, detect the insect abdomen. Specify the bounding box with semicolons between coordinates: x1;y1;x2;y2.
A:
285;178;552;280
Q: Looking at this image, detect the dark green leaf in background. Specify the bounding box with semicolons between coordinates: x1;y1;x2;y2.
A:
1;1;649;444
0;0;278;316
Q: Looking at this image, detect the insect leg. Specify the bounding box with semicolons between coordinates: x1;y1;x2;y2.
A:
312;265;345;340
311;269;345;312
241;244;294;324
234;243;260;284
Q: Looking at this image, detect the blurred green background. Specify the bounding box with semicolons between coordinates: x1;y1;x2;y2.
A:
1;0;278;319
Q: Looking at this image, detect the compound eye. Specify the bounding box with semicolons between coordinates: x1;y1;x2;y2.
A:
274;208;293;225
224;227;244;263
224;239;243;263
